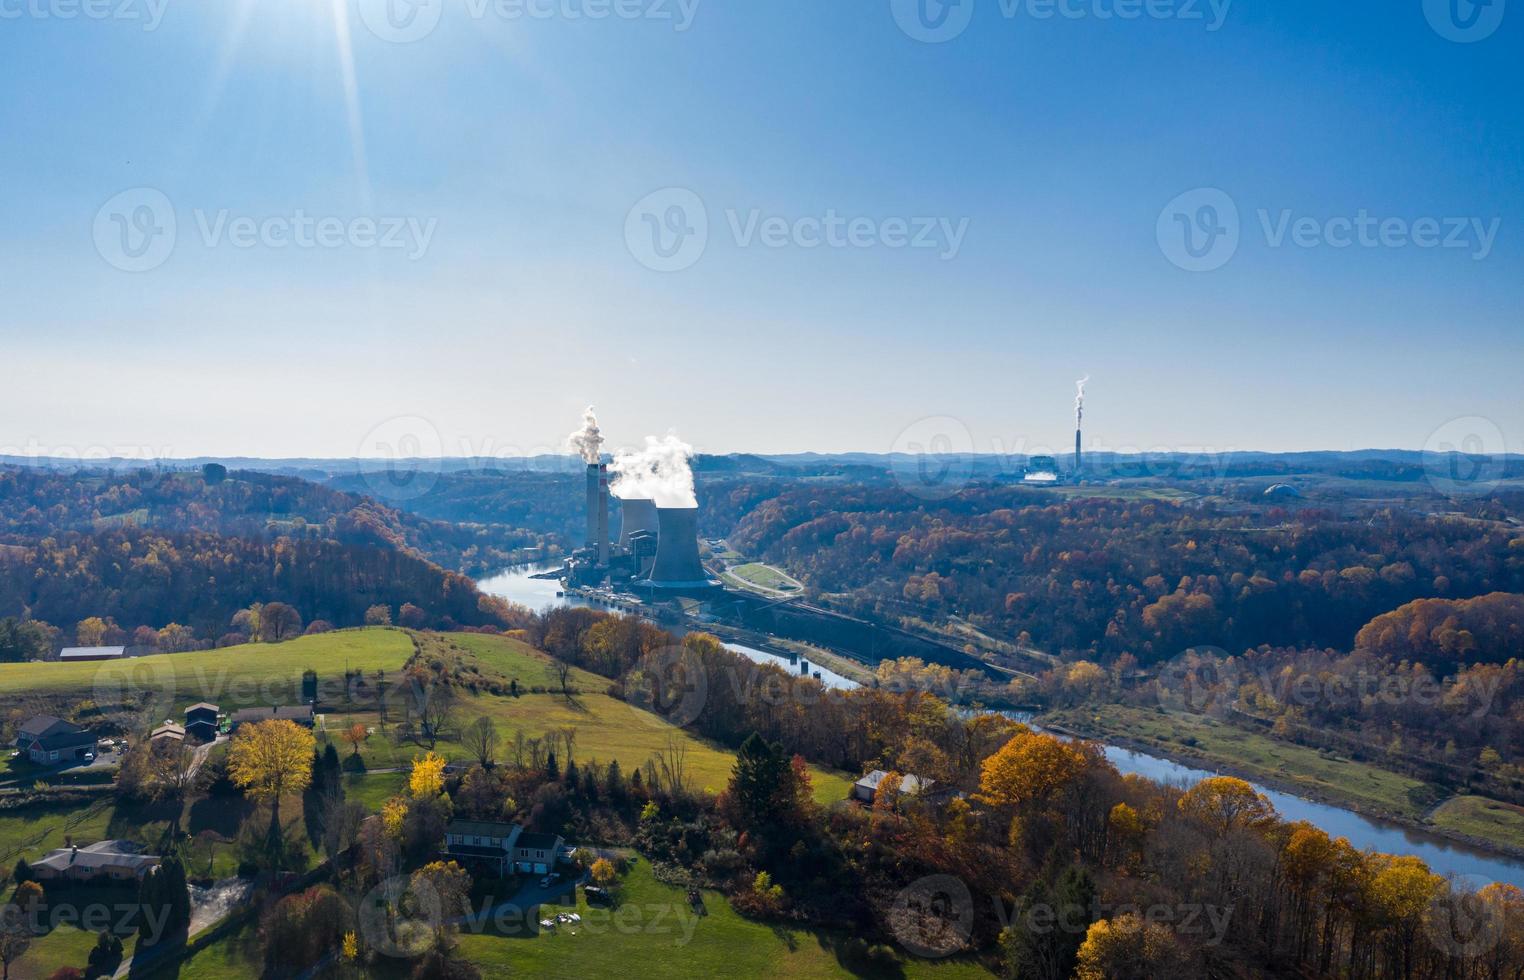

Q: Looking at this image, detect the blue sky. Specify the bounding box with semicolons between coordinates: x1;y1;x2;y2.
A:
0;0;1519;461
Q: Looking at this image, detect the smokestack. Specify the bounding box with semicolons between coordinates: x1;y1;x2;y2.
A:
598;464;610;566
618;498;660;548
1074;375;1089;478
1075;428;1082;476
585;464;599;549
647;506;710;587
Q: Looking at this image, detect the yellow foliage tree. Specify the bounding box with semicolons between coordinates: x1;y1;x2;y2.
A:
227;719;315;839
1176;776;1274;836
1075;913;1182;980
409;751;448;798
382;797;409;840
590;857;617;886
977;731;1088;809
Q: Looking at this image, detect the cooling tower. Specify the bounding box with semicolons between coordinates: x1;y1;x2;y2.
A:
584;464;599;549
618;498;660;548
647;506;711;587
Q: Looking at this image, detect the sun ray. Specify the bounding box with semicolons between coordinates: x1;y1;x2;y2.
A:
329;0;373;214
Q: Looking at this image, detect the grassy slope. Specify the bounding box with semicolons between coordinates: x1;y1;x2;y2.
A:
728;562;802;592
326;633;856;803
0;628;414;708
1432;796;1524;849
1046;704;1442;819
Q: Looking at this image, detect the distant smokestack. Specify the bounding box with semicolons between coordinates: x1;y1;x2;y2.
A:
618;498;660;548
1074;375;1089;477
1075;428;1082;476
648;506;710;587
598;464;610;566
585;463;599;549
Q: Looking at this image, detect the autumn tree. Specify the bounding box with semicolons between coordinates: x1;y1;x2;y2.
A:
405;861;471;950
977;730;1088;809
462;716;499;769
1177;777;1274;837
1074;913;1184;980
228;719;316;843
409;751;448;799
343;722;370;759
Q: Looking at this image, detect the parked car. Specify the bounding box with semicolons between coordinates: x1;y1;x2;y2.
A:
539;874;558;888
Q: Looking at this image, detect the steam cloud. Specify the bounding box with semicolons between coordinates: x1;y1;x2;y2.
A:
610;433;697;508
567;406;604;465
1075;376;1090;427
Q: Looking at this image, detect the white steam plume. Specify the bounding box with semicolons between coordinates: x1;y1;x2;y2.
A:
567;406;604;464
610;433;696;508
1075;376;1090;427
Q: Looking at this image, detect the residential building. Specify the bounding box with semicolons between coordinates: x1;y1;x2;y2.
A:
852;769;934;806
184;703;220;743
150;723;185;744
15;715;97;765
442;820;566;876
31;841;160;882
58;646;126;662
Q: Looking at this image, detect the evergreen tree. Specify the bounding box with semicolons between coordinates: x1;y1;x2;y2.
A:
606;759;625;802
545;750;559;781
729;733;793;832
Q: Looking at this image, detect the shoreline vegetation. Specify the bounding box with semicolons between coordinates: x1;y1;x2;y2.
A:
1040;704;1524;863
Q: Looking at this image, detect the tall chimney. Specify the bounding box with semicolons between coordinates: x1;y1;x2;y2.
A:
648;506;710;587
597;464;610;566
1074;428;1082;477
585;463;599;549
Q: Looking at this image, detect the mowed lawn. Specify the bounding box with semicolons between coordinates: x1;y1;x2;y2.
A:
1432;795;1524;850
0;628;414;709
162;859;994;980
325;632;856;803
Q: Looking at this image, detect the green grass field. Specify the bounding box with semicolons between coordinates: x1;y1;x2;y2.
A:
0;628;414;711
322;633;855;804
1045;704;1443;820
1432;796;1524;849
160;858;993;980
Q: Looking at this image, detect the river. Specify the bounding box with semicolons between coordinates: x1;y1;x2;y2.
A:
478;563;1524;889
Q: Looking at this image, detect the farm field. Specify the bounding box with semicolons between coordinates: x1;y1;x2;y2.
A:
0;628;414;708
322;633;856;804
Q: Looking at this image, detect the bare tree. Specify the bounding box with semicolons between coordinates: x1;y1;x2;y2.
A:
512;730;526;769
552;659;575;700
559;726;578;765
462;716;500;769
655;735;690;798
414;682;457;748
0;904;31;980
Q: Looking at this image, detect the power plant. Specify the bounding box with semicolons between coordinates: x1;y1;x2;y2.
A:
563;409;717;594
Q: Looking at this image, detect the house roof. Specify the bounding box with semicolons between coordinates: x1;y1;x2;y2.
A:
151;723;186;740
515;832;562;852
18;715;79;739
185;703;220;715
447;820;520;839
59;646;126;660
445;843;513;858
33;841;160;874
855;770;934;796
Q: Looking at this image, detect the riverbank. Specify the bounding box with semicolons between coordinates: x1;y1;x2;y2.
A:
1042;704;1524;864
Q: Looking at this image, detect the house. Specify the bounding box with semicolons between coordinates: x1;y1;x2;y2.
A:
31;841;160;882
443;820;523;876
228;705;314;731
15;715;97;765
442;821;566;876
184;703;220;743
150;723;185;744
852;770;935;806
58;646;126;663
